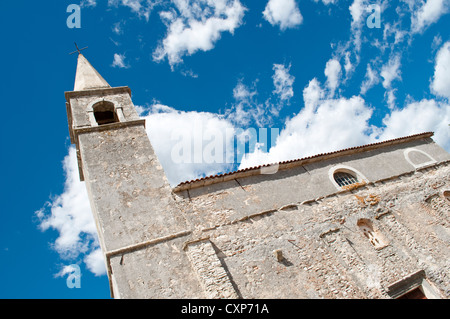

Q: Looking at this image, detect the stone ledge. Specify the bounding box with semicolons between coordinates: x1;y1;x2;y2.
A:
65;86;131;100
73;119;146;136
105;229;192;258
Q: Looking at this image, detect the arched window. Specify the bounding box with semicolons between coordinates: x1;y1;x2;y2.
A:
93;101;119;125
334;171;358;187
329;165;368;190
404;148;436;169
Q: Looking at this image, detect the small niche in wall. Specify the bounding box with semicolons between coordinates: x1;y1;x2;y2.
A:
443;191;450;202
357;218;389;250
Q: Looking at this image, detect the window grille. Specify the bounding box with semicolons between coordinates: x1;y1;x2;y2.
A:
334;171;358;187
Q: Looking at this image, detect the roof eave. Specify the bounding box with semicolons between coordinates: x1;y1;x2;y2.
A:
172;132;435;193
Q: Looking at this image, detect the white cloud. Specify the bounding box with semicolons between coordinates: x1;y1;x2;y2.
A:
333;0;368;81
180;69;199;78
431;34;443;51
112;53;130;68
153;0;246;68
226;63;295;126
263;0;303;31
119;0;144;12
313;0;339;4
385;89;397;109
349;0;368;28
112;21;125;35
107;0;160;20
272;63;295;102
324;58;342;97
380;55;402;89
267;63;296;118
411;0;450;34
381;22;408;53
239;78;375;169
84;249;107;276
380;98;450;150
343;51;351;72
302;78;324;108
35;147;106;276
55;264;80;278
226;80;265;126
240;77;450;170
233;81;257;101
143;104;236;185
431;41;450;99
360;63;380;95
80;0;97;7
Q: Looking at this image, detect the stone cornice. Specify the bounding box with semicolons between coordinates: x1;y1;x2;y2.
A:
65;86;131;101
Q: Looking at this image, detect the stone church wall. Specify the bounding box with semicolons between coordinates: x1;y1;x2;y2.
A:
168;138;450;298
175;163;449;298
175;138;448;232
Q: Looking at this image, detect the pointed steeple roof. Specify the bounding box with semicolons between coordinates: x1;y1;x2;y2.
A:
74;54;111;91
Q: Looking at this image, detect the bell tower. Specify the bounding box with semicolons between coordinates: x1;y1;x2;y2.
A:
65;52;200;298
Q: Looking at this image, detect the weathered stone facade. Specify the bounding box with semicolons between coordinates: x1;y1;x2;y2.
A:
65;54;450;299
171;163;449;299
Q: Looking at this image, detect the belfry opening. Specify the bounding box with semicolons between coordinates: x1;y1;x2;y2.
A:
93;101;119;125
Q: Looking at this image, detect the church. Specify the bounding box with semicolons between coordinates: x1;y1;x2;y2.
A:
64;52;450;299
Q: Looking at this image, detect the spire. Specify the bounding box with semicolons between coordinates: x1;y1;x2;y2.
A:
74;53;111;91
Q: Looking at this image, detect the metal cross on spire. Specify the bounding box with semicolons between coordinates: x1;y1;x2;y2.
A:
69;42;88;55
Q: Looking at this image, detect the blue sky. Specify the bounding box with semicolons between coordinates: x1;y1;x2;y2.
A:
0;0;449;298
